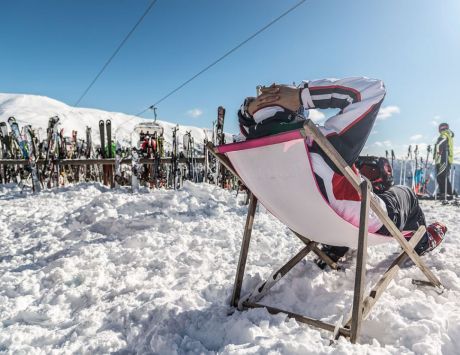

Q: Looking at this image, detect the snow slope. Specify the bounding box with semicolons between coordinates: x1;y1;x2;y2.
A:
1;182;459;354
0;93;229;152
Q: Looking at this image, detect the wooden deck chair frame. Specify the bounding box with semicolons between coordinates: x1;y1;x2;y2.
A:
207;119;442;343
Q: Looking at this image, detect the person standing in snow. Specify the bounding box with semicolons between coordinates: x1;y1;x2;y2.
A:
238;77;447;264
434;123;455;197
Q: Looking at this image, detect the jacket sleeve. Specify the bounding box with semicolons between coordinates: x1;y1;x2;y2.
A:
300;77;386;165
434;135;448;164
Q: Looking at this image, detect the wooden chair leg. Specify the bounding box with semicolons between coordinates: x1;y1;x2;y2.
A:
344;225;426;328
244;244;314;304
231;192;258;307
243;302;351;338
377;209;441;288
291;231;339;270
350;180;371;343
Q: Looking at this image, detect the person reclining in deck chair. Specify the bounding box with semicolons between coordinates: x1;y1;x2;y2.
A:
238;77;447;266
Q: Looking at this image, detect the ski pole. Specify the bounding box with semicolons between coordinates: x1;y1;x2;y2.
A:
412;145;417;191
444;146;449;200
445;167;448;202
423;145;431;195
391;149;395;171
399;152;403;185
452;165;456;195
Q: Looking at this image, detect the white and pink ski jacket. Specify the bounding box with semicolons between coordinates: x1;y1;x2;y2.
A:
301;77;388;232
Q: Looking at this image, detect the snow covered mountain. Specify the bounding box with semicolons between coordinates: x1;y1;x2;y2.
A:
0;93;227;152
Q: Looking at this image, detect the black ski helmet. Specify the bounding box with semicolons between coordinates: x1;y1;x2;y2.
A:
439;122;449;132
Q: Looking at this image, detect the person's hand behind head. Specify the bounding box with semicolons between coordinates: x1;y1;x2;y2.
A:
248;84;301;116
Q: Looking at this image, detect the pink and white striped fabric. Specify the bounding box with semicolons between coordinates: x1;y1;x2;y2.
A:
217;131;393;248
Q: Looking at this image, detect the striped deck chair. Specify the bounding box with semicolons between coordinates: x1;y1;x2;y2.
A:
208;119;443;343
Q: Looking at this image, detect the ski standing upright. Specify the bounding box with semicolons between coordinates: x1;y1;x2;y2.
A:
131;147;141;193
215;106;226;187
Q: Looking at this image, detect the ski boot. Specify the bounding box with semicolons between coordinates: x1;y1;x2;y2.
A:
415;222;447;256
315;245;349;270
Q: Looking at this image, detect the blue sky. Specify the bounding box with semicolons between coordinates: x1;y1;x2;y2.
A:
2;0;459;157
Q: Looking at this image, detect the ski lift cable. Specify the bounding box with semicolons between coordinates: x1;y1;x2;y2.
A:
74;0;158;107
114;0;307;134
134;0;307;117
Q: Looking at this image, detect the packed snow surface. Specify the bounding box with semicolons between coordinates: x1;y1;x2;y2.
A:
0;182;459;354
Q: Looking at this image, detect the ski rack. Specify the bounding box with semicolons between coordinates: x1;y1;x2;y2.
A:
0;157;206;190
0;157;205;166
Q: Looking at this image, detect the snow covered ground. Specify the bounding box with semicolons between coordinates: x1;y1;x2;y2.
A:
1;182;459;354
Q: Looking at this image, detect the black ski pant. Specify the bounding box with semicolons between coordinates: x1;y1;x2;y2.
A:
377;185;437;255
320;185;428;261
376;185;426;235
436;163;453;195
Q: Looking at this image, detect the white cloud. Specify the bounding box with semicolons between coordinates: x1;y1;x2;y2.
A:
362;141;394;157
377;106;400;120
307;109;325;122
186;108;203;118
410;134;423;141
373;140;392;148
370;130;378;135
431;115;441;126
416;143;428;152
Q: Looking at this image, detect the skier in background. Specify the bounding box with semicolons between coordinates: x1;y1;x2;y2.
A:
238;77;447;264
434;123;455;197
